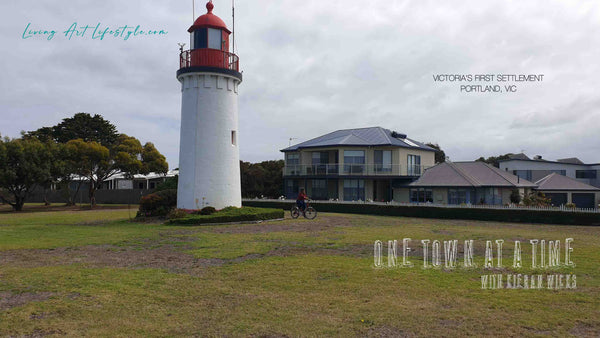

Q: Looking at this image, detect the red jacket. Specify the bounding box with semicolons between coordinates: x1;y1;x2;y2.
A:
297;192;307;201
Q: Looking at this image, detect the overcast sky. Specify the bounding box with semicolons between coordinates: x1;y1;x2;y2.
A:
1;0;599;168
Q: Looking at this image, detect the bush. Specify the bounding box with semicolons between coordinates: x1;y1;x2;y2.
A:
510;189;521;204
198;206;217;215
138;189;177;217
168;207;283;225
168;208;189;219
565;203;576;209
241;201;600;226
154;175;178;192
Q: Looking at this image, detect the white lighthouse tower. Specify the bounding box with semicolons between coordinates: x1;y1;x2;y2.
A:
177;1;242;210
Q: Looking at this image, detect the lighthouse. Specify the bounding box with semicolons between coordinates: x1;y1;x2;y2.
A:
177;1;242;210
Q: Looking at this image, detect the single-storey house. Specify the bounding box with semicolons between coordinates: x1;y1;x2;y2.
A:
534;173;600;208
404;161;537;205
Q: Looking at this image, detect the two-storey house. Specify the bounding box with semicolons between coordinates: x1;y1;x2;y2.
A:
280;127;436;201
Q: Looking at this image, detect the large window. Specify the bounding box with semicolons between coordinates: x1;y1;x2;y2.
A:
374;150;392;172
513;170;532;181
344;150;365;174
286;153;300;175
407;155;421;176
343;179;364;201
208;28;222;50
576;170;597;179
191;28;222;50
409;188;433;203
311;179;328;200
449;189;469;204
311;152;329;175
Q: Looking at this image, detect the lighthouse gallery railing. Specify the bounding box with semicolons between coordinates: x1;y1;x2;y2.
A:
179;49;239;72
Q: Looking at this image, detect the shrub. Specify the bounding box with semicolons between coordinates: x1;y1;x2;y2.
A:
154;175;178;192
199;206;217;215
565;203;576;209
168;208;189;219
138;189;177;217
168;207;284;225
241;201;600;226
510;189;522;204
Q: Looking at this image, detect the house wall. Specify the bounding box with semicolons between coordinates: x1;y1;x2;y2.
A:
433;188;448;204
393;188;410;203
499;160;599;187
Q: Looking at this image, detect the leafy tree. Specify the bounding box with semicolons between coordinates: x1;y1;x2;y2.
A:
522;191;551;207
475;153;513;168
26;113;118;146
426;143;446;164
0;138;53;211
26;113;169;206
154;175;178;192
240;160;284;198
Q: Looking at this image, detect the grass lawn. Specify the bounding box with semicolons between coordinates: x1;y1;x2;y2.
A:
0;205;598;336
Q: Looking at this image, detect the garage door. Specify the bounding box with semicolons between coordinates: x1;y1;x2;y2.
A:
572;193;595;209
545;193;568;207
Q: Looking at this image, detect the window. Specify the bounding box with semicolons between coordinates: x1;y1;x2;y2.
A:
576;170;597;179
311;152;329;174
407;155;421;175
343;179;364;201
231;130;237;146
409;188;433;203
311;179;328;200
138;182;144;189
449;189;469;204
374;150;392;172
344;150;365;174
286;153;300;175
208;28;222;50
513;170;532;181
286;153;300;165
192;28;208;49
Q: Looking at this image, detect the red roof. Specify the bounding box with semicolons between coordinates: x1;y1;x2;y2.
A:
188;1;231;33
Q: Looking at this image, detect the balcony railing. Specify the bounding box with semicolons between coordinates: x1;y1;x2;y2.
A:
283;164;428;176
179;49;239;71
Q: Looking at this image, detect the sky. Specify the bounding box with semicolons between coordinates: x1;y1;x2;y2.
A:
1;0;599;168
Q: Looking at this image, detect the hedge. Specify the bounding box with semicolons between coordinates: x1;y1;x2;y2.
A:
168;207;284;225
242;200;600;226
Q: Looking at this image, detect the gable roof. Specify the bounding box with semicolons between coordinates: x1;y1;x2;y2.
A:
410;161;537;188
535;173;600;191
557;157;584;165
280;127;435;152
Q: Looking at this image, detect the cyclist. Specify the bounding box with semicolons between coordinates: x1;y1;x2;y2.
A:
296;189;308;213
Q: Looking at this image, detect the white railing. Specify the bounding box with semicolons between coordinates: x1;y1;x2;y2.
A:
283;164;428;176
244;198;600;214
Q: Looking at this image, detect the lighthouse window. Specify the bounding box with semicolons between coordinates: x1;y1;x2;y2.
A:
231;130;237;146
208;28;222;50
193;28;208;49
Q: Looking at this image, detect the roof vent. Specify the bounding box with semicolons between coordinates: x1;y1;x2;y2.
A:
391;131;406;139
533;155;543;160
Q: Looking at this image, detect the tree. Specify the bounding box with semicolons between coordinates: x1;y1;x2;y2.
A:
240;160;284;198
426;143;446;164
510;188;522;204
522;191;551;207
475;153;513;168
0;138;53;211
26;113;169;206
26;113;118;146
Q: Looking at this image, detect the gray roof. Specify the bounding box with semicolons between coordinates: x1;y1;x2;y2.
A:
280;127;435;152
508;153;530;160
557;157;584;165
410;161;537;188
535;173;600;191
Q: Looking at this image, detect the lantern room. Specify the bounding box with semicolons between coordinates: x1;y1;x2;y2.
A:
179;1;240;75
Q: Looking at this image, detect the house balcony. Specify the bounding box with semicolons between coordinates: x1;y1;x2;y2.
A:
283;164;428;177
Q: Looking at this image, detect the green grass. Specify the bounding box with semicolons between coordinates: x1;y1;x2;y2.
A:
0;208;598;336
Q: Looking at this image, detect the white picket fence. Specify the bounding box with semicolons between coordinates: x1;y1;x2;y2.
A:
244;198;600;214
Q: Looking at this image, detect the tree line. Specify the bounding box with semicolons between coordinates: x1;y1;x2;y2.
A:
0;113;168;211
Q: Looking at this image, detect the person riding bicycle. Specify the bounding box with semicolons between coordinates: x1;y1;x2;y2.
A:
296;189;308;212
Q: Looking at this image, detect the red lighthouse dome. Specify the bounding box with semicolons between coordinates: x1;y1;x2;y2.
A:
188;1;231;33
178;1;240;78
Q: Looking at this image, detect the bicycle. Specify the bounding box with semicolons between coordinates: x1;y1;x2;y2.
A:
291;199;317;219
